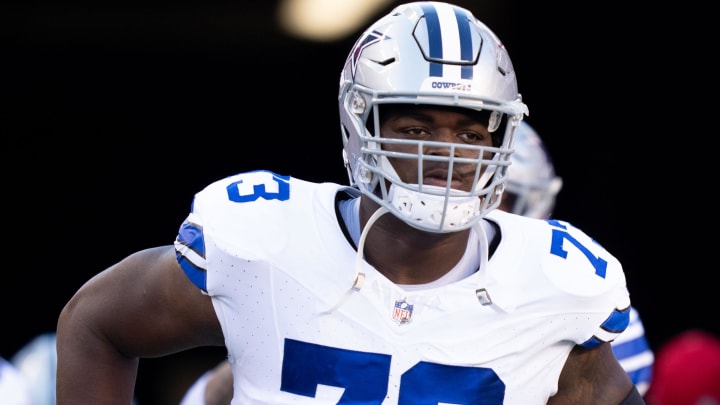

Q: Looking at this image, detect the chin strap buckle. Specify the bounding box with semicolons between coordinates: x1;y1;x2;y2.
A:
476;288;492;305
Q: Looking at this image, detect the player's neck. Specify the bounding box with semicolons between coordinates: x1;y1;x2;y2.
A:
358;198;473;285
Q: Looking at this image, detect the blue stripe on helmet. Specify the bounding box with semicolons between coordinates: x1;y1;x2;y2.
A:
454;8;474;79
421;4;444;77
422;3;476;79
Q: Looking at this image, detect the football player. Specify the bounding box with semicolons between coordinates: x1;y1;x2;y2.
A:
57;2;643;404
180;120;653;405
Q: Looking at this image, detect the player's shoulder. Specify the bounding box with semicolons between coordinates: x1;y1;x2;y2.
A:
197;170;329;201
186;170;354;252
192;170;349;217
487;209;626;301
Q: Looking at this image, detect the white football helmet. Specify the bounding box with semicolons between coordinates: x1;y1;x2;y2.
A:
503;121;563;219
338;1;528;233
10;333;139;405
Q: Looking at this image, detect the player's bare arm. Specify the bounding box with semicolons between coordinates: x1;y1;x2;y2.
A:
549;343;642;404
204;360;234;405
57;245;222;403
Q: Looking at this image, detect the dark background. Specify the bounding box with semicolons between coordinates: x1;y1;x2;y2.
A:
2;1;713;403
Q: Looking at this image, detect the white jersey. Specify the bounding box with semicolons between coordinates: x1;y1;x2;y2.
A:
174;170;632;405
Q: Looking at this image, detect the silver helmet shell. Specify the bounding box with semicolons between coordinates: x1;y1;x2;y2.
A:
339;1;528;232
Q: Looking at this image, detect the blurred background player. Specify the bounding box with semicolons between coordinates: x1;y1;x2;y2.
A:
9;332;138;405
0;356;32;405
10;332;57;405
179;120;655;404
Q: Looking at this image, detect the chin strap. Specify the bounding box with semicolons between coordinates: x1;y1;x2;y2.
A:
321;206;493;313
320;205;389;315
474;220;493;305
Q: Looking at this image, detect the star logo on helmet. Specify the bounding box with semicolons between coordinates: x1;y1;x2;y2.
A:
349;30;389;78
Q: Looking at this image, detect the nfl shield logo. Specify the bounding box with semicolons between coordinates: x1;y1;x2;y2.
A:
392;298;413;325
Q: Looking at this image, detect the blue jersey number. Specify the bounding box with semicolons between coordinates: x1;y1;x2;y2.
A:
226;171;291;203
281;339;505;404
546;219;608;278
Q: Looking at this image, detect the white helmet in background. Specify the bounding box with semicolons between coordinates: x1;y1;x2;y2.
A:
503;121;563;219
11;333;138;405
338;1;528;232
11;333;56;405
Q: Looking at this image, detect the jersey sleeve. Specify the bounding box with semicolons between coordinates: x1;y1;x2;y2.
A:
541;218;632;348
173;170;295;293
485;211;632;349
173;170;354;297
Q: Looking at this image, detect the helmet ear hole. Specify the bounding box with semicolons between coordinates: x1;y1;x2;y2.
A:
488;111;501;133
491;115;508;147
